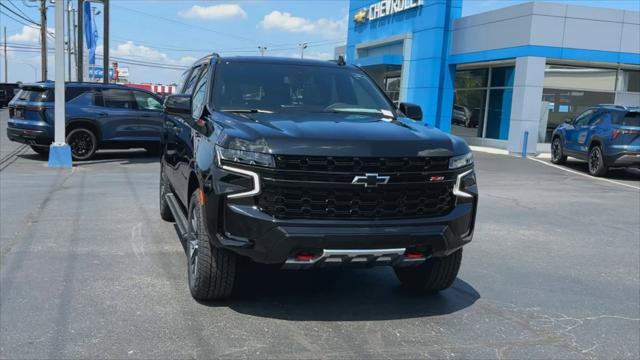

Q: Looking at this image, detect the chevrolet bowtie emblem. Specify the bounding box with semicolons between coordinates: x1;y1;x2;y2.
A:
354;8;368;24
352;173;390;187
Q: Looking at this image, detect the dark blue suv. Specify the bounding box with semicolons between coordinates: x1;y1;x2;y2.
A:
551;105;640;176
6;82;165;160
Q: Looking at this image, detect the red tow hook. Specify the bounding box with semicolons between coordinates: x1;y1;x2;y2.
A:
294;252;316;261
404;250;425;259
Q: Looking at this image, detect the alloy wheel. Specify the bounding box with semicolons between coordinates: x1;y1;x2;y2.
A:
551;139;561;162
188;208;199;278
589;147;601;174
68;130;95;160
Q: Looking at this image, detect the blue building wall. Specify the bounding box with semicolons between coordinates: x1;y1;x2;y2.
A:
347;0;462;132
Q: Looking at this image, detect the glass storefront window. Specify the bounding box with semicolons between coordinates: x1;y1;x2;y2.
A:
490;67;515;87
619;70;640;93
453;90;486;137
541;88;615;141
455;69;488;89
486;88;512;140
544;65;617;92
452;66;514;140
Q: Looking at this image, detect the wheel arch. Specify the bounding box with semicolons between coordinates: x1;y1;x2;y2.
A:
589;137;603;151
66;119;102;142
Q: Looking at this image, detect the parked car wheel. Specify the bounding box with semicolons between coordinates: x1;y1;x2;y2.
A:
159;164;174;222
550;137;567;164
394;249;462;292
588;145;607;177
30;145;49;157
66;128;97;161
187;189;237;300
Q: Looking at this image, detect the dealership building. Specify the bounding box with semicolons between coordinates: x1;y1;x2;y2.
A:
338;0;640;153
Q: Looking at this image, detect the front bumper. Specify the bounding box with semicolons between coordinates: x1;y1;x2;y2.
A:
205;168;478;266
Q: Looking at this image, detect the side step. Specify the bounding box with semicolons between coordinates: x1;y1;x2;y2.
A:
165;193;192;240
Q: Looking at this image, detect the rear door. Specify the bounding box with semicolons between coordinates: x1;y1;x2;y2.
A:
131;90;165;141
565;108;598;155
99;88;139;141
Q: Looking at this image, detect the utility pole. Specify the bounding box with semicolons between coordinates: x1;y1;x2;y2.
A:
258;46;267;56
67;0;72;81
3;27;7;82
103;0;109;84
40;0;48;81
299;43;308;59
77;0;83;82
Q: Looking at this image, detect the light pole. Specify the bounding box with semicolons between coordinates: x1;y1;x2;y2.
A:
48;0;72;168
298;43;308;59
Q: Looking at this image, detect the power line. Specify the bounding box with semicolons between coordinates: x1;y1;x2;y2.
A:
7;0;36;22
0;3;39;26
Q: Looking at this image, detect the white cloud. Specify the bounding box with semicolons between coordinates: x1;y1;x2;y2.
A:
178;4;247;20
9;25;55;43
259;11;346;39
98;42;196;67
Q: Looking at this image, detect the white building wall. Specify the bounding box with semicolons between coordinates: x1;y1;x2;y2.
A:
507;56;546;155
451;2;640;56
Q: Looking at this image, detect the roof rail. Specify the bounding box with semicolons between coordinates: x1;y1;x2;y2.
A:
597;104;628;110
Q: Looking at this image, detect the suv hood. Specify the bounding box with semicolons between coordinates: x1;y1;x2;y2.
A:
213;111;470;157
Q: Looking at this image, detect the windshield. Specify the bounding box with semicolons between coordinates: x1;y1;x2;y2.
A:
211;61;394;115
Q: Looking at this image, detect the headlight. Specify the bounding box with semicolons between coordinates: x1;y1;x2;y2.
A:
449;152;473;169
216;145;275;168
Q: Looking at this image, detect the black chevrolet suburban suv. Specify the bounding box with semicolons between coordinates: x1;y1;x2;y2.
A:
160;55;478;300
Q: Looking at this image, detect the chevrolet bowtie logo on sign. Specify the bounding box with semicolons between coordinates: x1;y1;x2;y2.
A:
354;0;423;24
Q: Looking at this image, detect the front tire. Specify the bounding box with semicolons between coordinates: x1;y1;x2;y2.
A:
159;164;174;222
66;128;97;161
551;137;567;164
588;145;607;177
394;249;462;292
187;190;237;300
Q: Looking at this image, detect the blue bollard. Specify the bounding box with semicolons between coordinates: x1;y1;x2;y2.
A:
521;131;529;158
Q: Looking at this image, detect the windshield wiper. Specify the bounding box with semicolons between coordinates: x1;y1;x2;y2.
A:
222;109;273;114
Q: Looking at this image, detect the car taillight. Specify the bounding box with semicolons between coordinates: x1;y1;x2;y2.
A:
612;128;621;140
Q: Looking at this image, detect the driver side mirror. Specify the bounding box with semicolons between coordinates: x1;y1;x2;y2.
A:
398;102;423;121
164;94;191;117
563;117;573;124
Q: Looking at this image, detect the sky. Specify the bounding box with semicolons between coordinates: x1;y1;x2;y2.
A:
1;0;639;84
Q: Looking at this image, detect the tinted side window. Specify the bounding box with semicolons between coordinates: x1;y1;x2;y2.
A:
133;91;163;111
192;66;210;118
66;87;89;102
574;109;596;126
102;89;136;109
613;112;640;127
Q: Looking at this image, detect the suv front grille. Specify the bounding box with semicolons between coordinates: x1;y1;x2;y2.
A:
275;155;450;172
245;155;456;220
258;181;455;220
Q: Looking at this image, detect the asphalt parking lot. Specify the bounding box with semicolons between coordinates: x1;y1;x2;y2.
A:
1;108;639;359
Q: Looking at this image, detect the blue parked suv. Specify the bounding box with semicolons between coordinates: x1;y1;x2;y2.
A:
551;105;640;176
6;82;165;160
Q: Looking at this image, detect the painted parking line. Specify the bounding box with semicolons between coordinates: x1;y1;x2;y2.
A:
527;156;640;191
